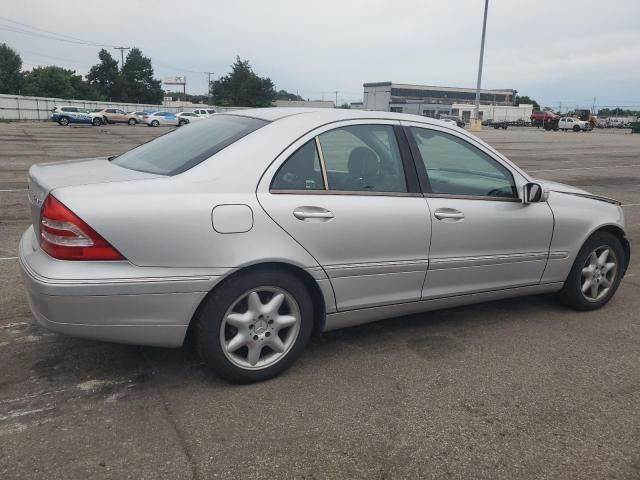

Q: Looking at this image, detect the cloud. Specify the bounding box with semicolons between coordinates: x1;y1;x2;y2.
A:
4;0;639;107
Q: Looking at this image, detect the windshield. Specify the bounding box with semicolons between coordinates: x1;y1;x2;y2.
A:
111;114;268;175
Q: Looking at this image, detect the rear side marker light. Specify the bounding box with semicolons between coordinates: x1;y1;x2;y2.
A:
39;195;125;261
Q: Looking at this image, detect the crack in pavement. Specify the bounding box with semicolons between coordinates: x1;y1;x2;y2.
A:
140;349;200;480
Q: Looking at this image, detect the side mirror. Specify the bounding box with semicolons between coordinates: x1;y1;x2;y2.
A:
523;182;546;203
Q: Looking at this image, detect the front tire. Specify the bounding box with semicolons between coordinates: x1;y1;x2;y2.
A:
92;117;102;126
557;231;625;310
151;120;159;127
128;118;136;125
195;268;314;383
573;125;581;132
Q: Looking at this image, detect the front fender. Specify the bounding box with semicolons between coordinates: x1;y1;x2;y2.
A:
542;191;626;283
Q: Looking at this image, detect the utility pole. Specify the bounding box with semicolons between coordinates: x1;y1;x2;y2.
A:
113;46;130;67
204;72;214;106
334;90;339;107
472;0;489;131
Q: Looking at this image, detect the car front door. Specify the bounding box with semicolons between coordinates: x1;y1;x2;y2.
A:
258;120;431;311
403;122;554;299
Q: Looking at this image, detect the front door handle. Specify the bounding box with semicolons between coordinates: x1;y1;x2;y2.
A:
293;206;335;221
434;208;465;221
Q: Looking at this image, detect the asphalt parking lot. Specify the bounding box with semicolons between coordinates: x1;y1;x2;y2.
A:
1;123;638;479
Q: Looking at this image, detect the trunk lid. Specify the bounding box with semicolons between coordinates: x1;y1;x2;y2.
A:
28;157;161;238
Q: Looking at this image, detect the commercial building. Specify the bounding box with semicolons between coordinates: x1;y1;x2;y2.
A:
273;100;334;108
362;82;524;121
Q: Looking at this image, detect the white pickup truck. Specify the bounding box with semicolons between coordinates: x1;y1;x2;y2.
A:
558;117;591;132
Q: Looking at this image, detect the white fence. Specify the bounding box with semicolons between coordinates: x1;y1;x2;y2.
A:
0;94;245;121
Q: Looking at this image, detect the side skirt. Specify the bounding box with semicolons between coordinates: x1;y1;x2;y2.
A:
323;282;564;331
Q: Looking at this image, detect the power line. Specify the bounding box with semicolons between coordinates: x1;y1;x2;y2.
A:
17;49;95;68
0;15;116;46
0;19;117;48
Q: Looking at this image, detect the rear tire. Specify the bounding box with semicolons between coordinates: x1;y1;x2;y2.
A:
92;117;102;126
195;268;314;383
557;231;625;310
58;117;70;126
128;118;136;125
151;120;159;127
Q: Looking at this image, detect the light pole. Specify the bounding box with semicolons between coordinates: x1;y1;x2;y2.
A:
471;0;489;131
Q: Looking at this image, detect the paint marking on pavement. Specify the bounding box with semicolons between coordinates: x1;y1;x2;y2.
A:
0;257;18;261
621;203;640;207
529;164;640;173
0;406;55;422
0;189;27;192
0;322;28;329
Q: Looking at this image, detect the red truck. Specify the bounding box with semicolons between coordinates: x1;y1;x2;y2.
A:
531;111;560;131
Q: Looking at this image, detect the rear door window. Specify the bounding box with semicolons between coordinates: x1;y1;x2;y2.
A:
318;125;407;193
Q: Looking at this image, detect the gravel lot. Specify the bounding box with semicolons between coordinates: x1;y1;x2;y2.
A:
0;123;638;480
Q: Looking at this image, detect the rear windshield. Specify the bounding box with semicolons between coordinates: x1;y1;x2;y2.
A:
111;115;268;175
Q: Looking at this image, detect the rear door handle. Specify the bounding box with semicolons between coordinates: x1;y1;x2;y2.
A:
434;208;465;221
293;206;335;221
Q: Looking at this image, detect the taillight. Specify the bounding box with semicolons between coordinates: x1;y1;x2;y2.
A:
39;195;125;261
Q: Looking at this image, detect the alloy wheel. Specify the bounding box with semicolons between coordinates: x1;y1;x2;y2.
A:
219;287;301;370
581;246;617;302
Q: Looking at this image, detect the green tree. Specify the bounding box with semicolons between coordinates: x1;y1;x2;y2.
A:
23;66;78;98
515;95;540;110
117;47;163;104
87;49;119;100
275;89;303;101
70;73;99;100
211;56;276;107
0;43;24;94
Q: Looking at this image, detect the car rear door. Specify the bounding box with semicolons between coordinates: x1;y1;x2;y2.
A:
403;121;554;299
115;109;127;122
258;120;431;311
162;112;178;125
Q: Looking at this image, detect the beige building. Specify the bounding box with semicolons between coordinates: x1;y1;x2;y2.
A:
274;100;335;108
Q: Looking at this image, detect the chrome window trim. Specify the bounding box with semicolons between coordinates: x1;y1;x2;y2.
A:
268;189;422;197
424;193;522;203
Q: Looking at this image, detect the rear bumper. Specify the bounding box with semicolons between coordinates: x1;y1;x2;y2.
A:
19;227;213;347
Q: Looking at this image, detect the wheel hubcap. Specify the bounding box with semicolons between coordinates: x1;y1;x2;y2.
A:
220;287;301;370
581;246;617;302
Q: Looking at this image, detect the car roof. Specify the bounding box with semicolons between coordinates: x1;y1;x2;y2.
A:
224;107;453;127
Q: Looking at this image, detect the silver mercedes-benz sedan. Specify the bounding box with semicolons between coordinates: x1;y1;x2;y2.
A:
20;108;630;382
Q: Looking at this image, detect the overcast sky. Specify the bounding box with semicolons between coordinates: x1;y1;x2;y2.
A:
3;0;640;109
